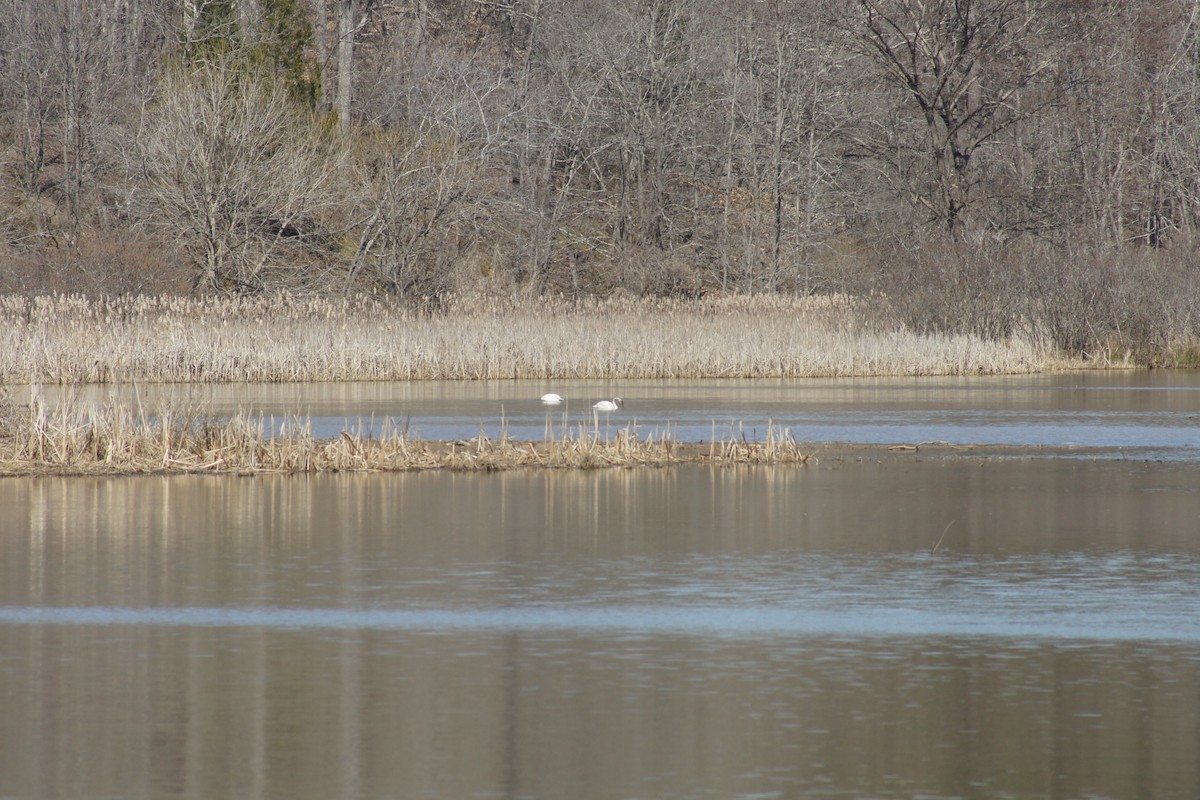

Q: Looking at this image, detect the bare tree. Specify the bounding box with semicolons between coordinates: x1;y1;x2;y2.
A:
134;59;346;292
0;0;58;238
343;121;481;295
1009;0;1200;245
0;0;149;244
848;0;1053;237
710;0;856;292
336;0;356;130
1132;0;1200;244
323;0;381;132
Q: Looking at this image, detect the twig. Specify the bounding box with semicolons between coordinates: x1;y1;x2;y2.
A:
932;519;955;554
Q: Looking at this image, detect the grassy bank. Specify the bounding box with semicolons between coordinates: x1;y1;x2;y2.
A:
0;293;1074;385
0;387;808;475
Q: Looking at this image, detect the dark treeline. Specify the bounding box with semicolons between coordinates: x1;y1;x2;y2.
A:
2;0;1200;361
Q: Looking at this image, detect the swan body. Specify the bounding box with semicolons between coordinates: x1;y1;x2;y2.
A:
541;393;565;405
593;398;623;412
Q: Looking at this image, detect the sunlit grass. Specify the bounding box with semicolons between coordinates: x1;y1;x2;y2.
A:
0;293;1069;384
0;385;809;474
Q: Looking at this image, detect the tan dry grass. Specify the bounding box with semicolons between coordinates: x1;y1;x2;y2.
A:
0;293;1067;384
0;386;809;475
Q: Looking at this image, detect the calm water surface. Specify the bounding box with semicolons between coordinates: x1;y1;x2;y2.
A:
38;369;1200;457
3;377;1200;798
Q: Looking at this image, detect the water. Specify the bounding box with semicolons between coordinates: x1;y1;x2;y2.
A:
4;550;1199;642
4;378;1200;798
47;370;1200;459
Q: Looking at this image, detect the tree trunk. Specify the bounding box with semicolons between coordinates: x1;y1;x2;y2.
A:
336;0;355;133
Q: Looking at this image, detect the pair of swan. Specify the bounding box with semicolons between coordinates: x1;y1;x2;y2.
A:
541;393;623;412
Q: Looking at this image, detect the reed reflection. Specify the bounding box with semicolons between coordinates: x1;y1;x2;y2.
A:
1;622;1197;799
1;461;1199;799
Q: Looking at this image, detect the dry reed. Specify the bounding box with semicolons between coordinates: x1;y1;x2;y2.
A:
0;293;1068;385
0;387;809;475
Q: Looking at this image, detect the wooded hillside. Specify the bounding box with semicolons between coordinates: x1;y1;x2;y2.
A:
2;1;1199;360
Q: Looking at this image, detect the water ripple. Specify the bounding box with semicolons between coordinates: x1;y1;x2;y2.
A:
1;602;1197;643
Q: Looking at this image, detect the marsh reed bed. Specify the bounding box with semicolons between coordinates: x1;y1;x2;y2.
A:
0;386;809;475
0;293;1061;384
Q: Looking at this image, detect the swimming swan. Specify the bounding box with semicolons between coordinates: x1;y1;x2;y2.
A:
592;398;623;412
541;393;565;405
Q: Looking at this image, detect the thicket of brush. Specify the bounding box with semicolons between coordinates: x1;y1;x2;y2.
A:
873;238;1200;367
0;386;808;475
0;293;1066;385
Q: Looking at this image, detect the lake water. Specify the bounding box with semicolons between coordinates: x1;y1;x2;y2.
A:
45;369;1200;459
3;375;1200;798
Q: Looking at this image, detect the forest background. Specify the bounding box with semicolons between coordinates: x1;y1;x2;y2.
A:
3;0;1200;366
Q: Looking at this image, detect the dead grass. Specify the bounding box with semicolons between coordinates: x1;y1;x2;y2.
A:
0;386;809;475
0;292;1068;384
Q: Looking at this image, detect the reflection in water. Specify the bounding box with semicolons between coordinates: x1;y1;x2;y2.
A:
2;462;1200;799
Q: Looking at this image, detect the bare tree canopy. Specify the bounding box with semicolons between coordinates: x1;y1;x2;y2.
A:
849;0;1054;235
1;0;1200;357
134;59;346;293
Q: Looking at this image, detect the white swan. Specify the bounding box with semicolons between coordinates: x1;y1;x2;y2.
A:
592;398;623;412
541;393;565;405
